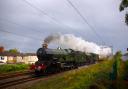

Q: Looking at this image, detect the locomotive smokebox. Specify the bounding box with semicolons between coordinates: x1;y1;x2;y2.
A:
42;43;48;49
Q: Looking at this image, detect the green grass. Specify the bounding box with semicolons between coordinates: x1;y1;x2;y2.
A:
27;60;113;89
0;64;29;74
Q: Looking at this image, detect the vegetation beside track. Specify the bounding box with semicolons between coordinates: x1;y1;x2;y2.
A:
14;52;127;89
27;58;114;89
0;64;29;74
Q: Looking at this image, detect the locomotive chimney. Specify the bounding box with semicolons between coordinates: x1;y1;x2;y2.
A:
42;43;48;49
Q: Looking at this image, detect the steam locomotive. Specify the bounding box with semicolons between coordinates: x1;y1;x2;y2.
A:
32;44;99;75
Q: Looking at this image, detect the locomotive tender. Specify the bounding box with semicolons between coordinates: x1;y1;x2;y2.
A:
33;43;99;74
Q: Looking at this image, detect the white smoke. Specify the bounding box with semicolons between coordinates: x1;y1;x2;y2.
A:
44;33;112;57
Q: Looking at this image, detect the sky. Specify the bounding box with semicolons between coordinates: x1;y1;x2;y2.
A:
0;0;128;53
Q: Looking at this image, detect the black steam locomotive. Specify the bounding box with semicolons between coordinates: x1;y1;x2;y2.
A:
32;44;99;74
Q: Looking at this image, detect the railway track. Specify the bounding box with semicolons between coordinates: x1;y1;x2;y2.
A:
0;68;77;89
0;64;92;89
0;70;33;80
0;70;35;89
0;76;37;89
0;71;62;89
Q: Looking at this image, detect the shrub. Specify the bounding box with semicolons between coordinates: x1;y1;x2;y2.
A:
0;64;29;73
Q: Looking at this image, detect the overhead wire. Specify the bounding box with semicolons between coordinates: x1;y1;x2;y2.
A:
0;28;41;51
0;28;42;41
0;18;47;36
22;0;75;31
0;33;37;51
1;0;105;45
65;0;106;45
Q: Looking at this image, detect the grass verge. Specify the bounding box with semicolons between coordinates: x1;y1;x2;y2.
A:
27;60;113;89
0;64;29;74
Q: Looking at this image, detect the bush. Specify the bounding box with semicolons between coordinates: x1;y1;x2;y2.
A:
27;60;113;89
0;64;29;73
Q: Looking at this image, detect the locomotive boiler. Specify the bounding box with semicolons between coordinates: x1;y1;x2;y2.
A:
32;43;99;75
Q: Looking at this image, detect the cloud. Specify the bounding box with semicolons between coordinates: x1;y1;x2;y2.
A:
0;0;128;53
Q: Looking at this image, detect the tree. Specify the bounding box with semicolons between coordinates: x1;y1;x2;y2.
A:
8;48;20;53
0;46;4;52
120;0;128;25
110;51;122;80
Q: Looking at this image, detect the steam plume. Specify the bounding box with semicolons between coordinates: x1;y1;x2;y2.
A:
44;33;112;56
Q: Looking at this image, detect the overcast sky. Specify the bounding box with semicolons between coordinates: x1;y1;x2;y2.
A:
0;0;128;53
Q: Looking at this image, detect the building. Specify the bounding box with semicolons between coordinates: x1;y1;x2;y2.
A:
22;53;38;64
0;52;38;64
0;56;7;63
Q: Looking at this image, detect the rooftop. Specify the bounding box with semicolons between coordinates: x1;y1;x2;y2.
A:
0;52;36;56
